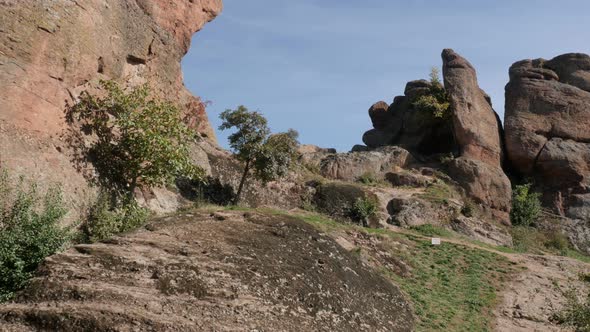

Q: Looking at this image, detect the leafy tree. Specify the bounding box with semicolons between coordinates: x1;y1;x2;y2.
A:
219;106;299;205
66;80;204;198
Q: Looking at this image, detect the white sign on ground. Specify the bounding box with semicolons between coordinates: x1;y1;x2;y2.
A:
431;238;441;245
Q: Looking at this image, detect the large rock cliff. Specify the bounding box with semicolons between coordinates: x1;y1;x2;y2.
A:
505;53;590;252
0;0;222;210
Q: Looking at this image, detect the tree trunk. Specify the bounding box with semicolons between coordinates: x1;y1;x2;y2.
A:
234;159;250;206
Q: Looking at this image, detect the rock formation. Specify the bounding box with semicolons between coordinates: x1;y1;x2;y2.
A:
0;0;222;211
0;211;414;331
505;53;590;251
362;80;457;157
359;49;512;224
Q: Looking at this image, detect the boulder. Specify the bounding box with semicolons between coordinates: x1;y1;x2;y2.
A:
368;101;391;130
446;157;512;225
504;53;590;217
313;182;380;227
319;146;413;182
442;48;504;167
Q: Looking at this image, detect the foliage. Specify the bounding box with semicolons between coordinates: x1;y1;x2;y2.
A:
82;190;150;243
356;172;378;186
461;200;476;218
0;171;72;301
66;80;204;196
510;184;541;226
411;224;455;238
219;106;299;204
554;288;590;332
349;197;378;226
176;176;235;207
412;67;451;119
253;129;300;183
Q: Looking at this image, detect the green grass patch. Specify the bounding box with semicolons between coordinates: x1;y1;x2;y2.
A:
294;210;514;331
410;224;455;238
384;240;512;331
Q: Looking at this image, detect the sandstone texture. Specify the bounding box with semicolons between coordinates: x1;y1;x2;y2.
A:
0;0;222;212
442;48;504;168
359;49;511;225
0;211;414;332
319;146;412;182
504;53;590;252
505;53;590;223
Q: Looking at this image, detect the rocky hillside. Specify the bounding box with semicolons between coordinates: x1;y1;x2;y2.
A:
0;210;413;332
0;0;222;212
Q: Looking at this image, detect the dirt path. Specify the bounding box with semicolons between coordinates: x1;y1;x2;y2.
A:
381;223;590;331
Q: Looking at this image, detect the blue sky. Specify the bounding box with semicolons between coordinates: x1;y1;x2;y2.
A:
182;0;590;152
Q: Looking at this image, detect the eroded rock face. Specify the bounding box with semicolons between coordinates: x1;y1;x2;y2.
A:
319;146;412;182
505;53;590;219
362;81;457;157
0;0;222;211
359;49;511;224
442;48;504;168
0;211;414;331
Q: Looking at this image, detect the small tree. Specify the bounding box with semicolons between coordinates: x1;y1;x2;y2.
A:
67;80;204;199
510;183;542;226
412;67;450;118
219;106;299;205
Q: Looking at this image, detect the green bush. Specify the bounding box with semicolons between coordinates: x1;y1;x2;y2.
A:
510;184;542;226
356;172;378;186
554;289;590;331
82;191;150;243
66;80;204;197
412;67;451;119
0;172;72;301
349;197;378;227
461;200;476;218
176;176;235;207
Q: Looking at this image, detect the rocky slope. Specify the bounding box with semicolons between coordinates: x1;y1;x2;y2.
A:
0;211;414;332
0;0;222;212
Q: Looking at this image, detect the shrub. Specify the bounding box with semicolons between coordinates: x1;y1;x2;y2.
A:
313;182;367;220
0;171;72;301
545;232;570;254
461;200;476;218
66;80;204;198
510;184;542;226
82;191;150;243
356;172;378;186
176;176;235;207
554;288;590;331
349;197;378;227
412;67;451;119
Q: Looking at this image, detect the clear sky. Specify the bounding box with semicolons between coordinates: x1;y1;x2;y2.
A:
182;0;590;152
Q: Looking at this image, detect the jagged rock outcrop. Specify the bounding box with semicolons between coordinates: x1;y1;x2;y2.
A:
359;49;511;224
505;53;590;251
0;211;414;331
0;0;222;212
362;81;457;157
442;49;512;224
442;49;504;167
